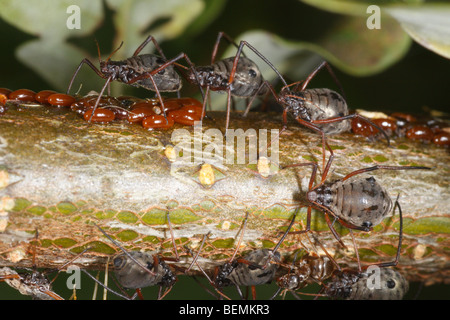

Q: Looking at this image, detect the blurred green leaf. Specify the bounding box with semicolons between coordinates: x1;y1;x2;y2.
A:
16;39;105;93
385;4;450;59
0;0;209;94
300;0;424;16
106;0;205;58
224;18;410;79
301;0;450;60
0;0;103;40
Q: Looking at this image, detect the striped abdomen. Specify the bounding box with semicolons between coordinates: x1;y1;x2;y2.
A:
113;251;170;289
188;56;267;97
119;54;182;92
282;88;350;135
307;176;393;230
326;268;409;300
226;249;279;287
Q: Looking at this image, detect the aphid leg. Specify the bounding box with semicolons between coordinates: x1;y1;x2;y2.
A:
67;59;106;95
128;52;205;124
363;195;403;270
225;39;289;132
67;40;123;96
299;61;346;101
292;116;335;177
133;35;168;59
211;32;243;64
229;211;250;262
243;80;277;117
87;75;113;123
185;232;211;273
81;269;131;300
349;230;363;272
166;211;179;261
93;223;157;276
271;208;299;255
48;246;93;286
185;237;232;300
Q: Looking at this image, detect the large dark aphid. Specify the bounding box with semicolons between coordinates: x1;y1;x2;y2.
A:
284;161;430;247
185;32;272;132
67;35;202;122
92;213;179;300
0;231;89;300
189;210;297;300
242;54;390;172
323;199;409;300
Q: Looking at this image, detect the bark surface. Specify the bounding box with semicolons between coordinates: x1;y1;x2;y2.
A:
0;105;448;289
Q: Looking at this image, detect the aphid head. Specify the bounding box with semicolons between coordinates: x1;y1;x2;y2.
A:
96;39;123;74
279;92;310;121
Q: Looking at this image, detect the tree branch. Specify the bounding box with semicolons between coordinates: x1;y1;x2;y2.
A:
0;105;448;287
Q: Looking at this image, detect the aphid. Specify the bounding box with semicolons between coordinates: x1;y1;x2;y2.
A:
67;35;203;123
322;199;409;300
190;211;296;300
272;217;339;299
241;52;390;172
185;32;272;131
92;212;179;299
0;230;89;300
283;160;430;247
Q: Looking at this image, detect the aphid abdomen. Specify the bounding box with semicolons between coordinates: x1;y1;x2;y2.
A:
113;252;163;289
324;271;360;299
229;57;266;97
125;54;182;92
327;177;393;229
228;249;279;287
308;256;335;282
191;64;229;91
347;268;409;300
189;57;266;98
299;88;350;135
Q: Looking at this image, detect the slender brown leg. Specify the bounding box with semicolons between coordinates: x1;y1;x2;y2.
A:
93;223;157;276
67;58;107;95
299;61;346;101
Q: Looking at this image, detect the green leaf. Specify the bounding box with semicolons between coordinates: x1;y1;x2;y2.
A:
300;0;424;17
105;0;205;58
385;4;450;59
16;39;105;92
223;25;410;79
0;0;103;40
